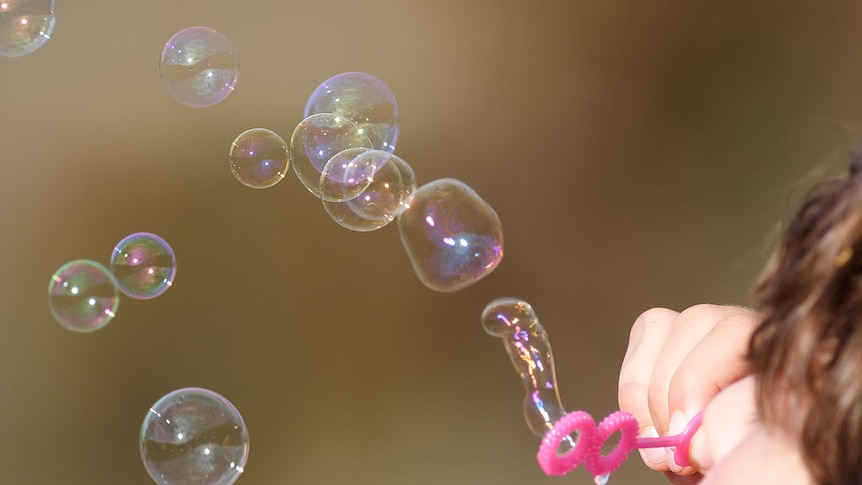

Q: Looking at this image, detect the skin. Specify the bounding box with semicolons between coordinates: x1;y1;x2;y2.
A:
618;304;813;484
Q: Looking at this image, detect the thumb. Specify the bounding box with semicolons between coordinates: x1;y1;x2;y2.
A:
687;376;758;473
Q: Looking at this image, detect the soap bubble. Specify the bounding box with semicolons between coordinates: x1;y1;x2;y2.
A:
160;26;238;108
322;150;416;232
229;128;289;189
398;178;504;292
0;0;56;57
304;71;399;152
48;259;119;332
289;113;372;198
110;232;176;300
140;387;249;485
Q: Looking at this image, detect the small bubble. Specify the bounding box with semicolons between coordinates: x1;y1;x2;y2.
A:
160;26;238;108
48;259;119;332
229;128;289;189
110;232;176;300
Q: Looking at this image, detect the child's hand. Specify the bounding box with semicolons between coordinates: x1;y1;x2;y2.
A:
617;304;760;482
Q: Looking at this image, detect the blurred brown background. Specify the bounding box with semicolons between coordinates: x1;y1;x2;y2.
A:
3;1;862;484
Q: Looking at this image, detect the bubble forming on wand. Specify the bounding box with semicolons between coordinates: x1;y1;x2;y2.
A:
480;297;570;438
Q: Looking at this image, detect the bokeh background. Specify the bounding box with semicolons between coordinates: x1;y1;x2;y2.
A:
3;1;862;484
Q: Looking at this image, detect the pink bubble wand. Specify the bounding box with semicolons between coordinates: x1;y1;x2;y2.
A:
482;298;704;484
537;409;704;484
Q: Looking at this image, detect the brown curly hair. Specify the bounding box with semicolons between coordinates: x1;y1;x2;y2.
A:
749;158;862;484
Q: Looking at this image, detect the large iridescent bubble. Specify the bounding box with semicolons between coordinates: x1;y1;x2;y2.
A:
397;178;504;292
304;72;399;152
140;387;249;485
160;26;239;108
48;259;120;332
0;0;55;57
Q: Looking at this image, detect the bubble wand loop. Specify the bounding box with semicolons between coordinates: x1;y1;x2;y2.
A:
482;298;704;484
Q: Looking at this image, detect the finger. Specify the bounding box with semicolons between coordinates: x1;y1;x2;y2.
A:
619;307;677;427
618;307;677;470
648;304;749;436
668;310;758;422
664;310;759;474
686;376;758;473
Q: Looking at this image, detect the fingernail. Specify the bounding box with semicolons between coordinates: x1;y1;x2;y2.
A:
666;412;688;472
638;426;666;467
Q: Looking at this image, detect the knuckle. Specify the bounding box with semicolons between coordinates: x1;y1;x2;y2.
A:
630;307;676;341
677;303;724;324
715;312;760;335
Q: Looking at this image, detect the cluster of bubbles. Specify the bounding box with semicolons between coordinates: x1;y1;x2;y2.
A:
47;232;176;332
152;23;507;293
226;69;505;292
31;19;509;485
25;26;251;485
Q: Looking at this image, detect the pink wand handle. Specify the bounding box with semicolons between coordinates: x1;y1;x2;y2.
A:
635;410;704;468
